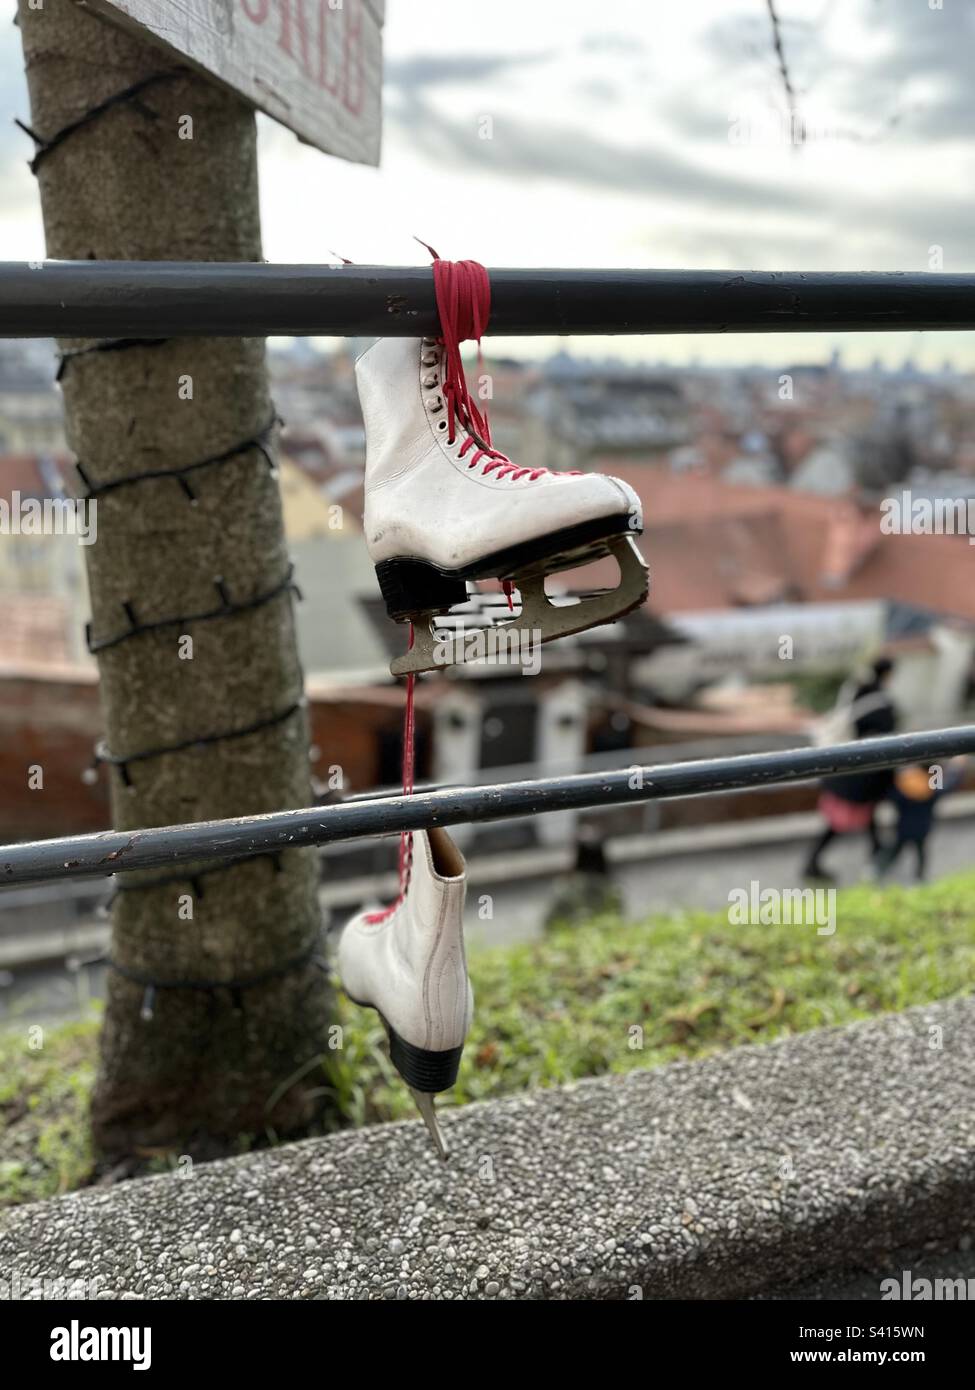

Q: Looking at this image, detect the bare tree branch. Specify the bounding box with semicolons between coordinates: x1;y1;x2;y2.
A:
765;0;804;144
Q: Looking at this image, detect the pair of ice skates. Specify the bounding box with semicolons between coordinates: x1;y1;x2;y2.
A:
336;308;648;1158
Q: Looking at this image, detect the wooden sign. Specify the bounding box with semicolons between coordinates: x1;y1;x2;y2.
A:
83;0;383;166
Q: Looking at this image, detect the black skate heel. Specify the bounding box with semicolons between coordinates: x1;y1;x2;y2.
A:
388;1027;465;1094
375;558;468;621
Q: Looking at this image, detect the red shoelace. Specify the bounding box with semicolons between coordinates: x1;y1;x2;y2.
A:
367;254;550;921
365;627;416;924
430;254;553;482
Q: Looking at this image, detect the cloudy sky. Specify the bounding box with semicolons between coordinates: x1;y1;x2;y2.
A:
2;0;974;367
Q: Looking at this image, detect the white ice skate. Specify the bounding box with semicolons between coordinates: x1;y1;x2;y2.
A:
337;827;471;1160
355;334;649;676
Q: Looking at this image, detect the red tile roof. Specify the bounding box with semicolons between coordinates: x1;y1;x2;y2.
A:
0;453;73;503
552;466;975;622
0;596;74;668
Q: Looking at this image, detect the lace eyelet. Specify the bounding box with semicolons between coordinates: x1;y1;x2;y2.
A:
437;420;448;431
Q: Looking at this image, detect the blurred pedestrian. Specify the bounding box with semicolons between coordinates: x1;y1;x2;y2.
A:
875;757;967;883
802;657;897;883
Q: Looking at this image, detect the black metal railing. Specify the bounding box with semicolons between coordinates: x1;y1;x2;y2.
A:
2;260;973;894
2;263;974;337
3;728;975;888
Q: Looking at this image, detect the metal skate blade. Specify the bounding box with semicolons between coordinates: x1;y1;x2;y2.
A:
389;535;649;676
409;1088;449;1162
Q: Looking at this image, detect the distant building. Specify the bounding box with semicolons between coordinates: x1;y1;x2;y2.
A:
0;341;65;454
0;455;89;667
527;357;690;472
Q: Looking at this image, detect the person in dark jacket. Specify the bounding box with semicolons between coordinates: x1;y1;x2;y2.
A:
802;657;897;882
874;758;967;882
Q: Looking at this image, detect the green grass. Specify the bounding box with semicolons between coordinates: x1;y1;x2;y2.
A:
327;872;975;1124
3;871;974;1207
0;1019;96;1208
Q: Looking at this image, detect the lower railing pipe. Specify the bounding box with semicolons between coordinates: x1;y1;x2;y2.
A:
2;726;974;888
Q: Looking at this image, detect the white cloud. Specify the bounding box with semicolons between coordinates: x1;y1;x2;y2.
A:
0;0;972;368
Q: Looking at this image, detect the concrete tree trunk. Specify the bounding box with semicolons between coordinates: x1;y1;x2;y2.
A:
18;0;334;1157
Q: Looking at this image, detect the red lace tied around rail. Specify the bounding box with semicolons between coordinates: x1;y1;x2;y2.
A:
433;258;534;611
432;258;550;489
432;257;493;448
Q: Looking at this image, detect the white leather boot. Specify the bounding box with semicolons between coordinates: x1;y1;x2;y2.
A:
337;826;471;1159
356;336;649;676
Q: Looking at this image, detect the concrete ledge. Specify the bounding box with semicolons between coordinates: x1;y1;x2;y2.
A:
2;998;974;1300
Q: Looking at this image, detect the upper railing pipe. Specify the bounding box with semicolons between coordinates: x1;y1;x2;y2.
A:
2;264;975;337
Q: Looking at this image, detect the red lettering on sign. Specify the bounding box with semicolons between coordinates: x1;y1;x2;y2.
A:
238;0;367;120
316;0;341;97
343;2;363;115
275;0;301;62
